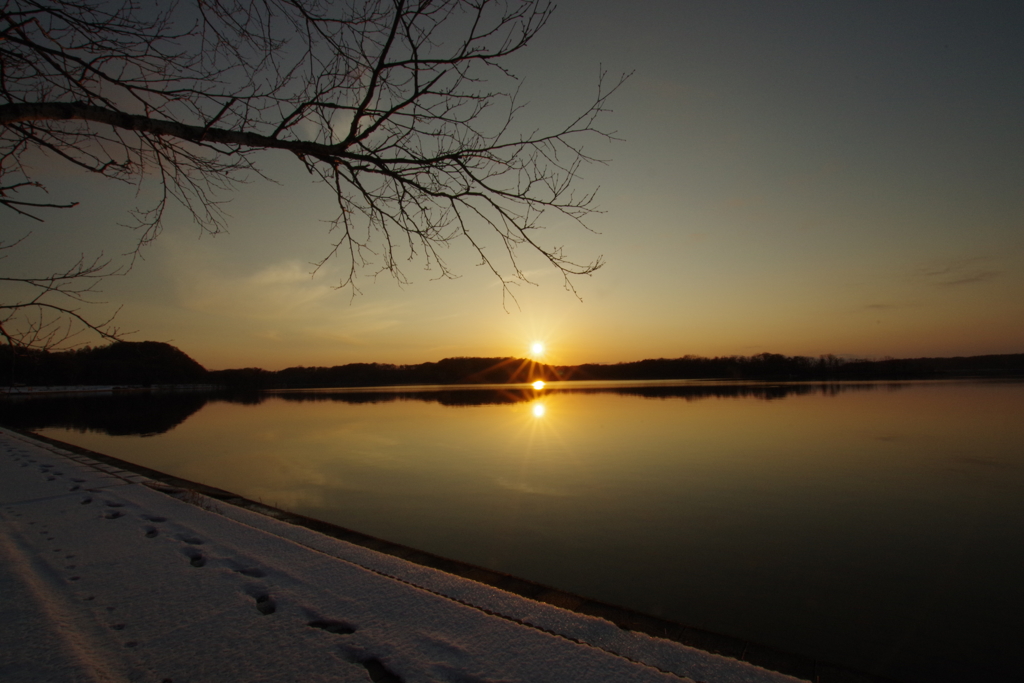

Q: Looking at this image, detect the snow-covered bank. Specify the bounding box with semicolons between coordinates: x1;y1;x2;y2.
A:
0;428;801;683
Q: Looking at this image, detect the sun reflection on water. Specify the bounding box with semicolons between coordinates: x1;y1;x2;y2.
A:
532;401;546;418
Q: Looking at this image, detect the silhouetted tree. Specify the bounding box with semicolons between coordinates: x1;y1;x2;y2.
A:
1;0;625;349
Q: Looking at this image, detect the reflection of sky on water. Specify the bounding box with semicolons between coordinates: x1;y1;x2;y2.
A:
19;380;1024;683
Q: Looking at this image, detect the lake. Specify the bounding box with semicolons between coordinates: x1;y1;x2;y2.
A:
5;379;1023;683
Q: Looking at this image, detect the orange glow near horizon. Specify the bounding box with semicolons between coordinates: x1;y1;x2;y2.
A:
10;3;1023;374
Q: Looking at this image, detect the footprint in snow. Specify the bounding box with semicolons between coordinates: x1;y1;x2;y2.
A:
80;497;93;505
359;659;403;683
308;619;356;635
175;534;204;545
104;510;125;519
254;593;276;615
233;567;267;578
323;633;400;683
182;548;205;567
142;515;167;523
308;617;402;683
144;526;159;538
105;501;125;508
244;586;276;615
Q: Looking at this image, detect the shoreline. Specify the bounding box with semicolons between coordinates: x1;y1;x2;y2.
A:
7;427;894;683
1;426;801;683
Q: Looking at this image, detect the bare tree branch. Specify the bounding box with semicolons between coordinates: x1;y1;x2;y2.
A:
0;236;125;351
1;0;628;344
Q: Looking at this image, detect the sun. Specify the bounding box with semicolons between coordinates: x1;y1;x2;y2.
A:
530;341;545;357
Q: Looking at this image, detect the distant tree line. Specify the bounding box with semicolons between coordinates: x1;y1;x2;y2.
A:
3;342;1024;389
213;356;547;389
568;352;1024;382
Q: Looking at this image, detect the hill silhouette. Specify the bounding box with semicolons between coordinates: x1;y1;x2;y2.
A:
2;341;209;387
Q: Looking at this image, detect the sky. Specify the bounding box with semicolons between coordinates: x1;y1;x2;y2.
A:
6;0;1024;370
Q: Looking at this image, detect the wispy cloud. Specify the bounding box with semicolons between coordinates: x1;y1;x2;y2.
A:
935;270;999;286
167;255;410;346
916;257;999;287
495;477;576;497
856;301;922;314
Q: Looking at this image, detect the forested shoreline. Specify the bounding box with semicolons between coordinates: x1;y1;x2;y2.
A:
3;342;1024;390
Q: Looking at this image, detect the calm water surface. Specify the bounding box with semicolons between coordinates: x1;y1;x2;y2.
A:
9;380;1024;682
